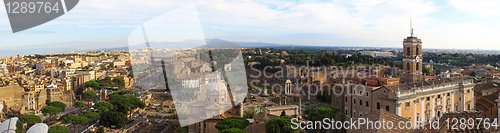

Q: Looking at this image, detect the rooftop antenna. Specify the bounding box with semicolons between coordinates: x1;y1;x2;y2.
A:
410;18;414;37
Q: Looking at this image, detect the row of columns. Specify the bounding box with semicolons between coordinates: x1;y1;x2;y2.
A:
400;90;463;128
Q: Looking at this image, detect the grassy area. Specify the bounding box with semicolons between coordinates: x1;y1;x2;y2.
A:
251;83;271;90
433;64;453;71
249;106;266;113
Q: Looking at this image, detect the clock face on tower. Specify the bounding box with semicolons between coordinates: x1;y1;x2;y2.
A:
415;55;420;61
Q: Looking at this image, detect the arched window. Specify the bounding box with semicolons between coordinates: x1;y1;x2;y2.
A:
416;63;419;70
416;47;419;55
407;63;410;71
407;47;410;56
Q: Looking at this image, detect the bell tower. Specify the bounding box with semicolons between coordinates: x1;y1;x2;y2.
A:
402;19;423;83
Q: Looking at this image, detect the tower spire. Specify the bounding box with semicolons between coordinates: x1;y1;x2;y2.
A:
410;18;414;37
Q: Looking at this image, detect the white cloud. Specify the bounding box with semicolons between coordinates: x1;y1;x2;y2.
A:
1;0;500;50
448;0;500;17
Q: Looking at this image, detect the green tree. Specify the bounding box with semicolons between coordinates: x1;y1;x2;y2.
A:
61;115;88;125
75;101;86;109
108;93;145;114
94;102;114;113
422;67;434;75
15;124;23;133
19;115;42;128
82;91;97;98
41;106;63;123
305;106;344;132
243;110;256;118
80;111;99;119
111;90;138;96
306;106;343;121
100;111;128;129
215;116;250;131
112;77;125;85
219;128;248;133
85;80;100;88
265;116;299;133
76;88;84;95
47;101;67;111
48;125;69;133
104;77;112;82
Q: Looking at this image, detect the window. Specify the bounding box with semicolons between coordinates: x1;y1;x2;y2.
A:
354;112;356;118
386;105;390;111
427;97;430;101
467;102;471;110
416;113;420;121
366;92;369;97
353;98;356;104
360;90;363;95
447;93;450;96
467;90;470;94
360;100;362;105
455;103;459;111
406;102;410;108
345;109;348;115
360;113;363;117
345;96;348;103
377;102;380;109
366;101;369;107
459;97;461;101
407;47;410;56
416;63;419;70
407;63;410;71
437;95;440;98
416;47;419;55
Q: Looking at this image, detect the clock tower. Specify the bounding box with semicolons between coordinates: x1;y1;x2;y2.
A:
402;21;423;83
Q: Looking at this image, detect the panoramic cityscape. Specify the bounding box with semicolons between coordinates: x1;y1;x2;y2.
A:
4;0;500;133
0;25;500;133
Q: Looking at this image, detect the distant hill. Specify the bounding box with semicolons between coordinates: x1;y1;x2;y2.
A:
124;38;298;50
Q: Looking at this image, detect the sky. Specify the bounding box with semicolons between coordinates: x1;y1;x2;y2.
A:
1;0;500;54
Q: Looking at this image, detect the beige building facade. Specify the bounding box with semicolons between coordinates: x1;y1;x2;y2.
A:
331;27;475;129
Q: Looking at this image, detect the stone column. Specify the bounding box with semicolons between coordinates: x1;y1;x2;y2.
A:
451;91;455;112
421;97;425;122
462;90;466;111
431;95;435;119
413;99;417;128
471;89;475;110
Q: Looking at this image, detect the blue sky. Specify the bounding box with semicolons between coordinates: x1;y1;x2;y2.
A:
1;0;500;55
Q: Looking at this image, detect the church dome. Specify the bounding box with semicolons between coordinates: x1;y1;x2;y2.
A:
207;79;227;95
